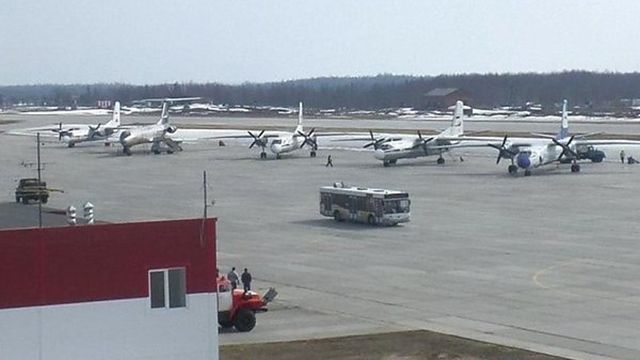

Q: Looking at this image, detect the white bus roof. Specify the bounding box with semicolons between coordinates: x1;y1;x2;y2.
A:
320;184;408;197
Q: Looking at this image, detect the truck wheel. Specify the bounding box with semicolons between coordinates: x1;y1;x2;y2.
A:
22;197;29;204
333;210;342;222
233;309;256;332
218;320;233;329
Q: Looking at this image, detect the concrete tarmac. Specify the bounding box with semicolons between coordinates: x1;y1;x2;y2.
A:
1;116;640;360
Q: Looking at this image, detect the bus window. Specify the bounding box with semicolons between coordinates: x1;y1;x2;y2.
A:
384;199;410;214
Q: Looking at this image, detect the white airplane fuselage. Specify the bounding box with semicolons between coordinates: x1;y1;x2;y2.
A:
514;142;570;170
63;127;119;146
374;138;455;161
119;124;167;148
269;134;304;155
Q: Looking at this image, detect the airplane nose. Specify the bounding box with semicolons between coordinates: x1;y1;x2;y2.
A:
271;144;281;153
374;149;385;160
516;153;531;169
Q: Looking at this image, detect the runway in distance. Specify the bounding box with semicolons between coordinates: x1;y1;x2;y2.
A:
52;101;121;147
118;102;182;156
489;100;640;176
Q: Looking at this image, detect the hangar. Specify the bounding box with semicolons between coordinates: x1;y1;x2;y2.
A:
0;218;218;360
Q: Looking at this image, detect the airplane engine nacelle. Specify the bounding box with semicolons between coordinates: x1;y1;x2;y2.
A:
119;131;131;142
166;126;177;134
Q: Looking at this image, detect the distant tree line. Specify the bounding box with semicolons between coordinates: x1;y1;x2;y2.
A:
2;71;640;111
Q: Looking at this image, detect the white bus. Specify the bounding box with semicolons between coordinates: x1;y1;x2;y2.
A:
319;183;410;226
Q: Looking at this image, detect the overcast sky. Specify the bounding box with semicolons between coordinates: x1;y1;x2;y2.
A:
1;0;639;85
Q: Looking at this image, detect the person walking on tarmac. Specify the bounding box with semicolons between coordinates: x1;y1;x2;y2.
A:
227;267;240;290
620;150;626;163
241;268;252;293
326;154;333;167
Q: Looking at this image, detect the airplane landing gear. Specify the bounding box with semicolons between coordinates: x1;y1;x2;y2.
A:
524;169;532;176
383;161;390;167
508;165;518;174
276;154;281;160
310;151;316;158
260;152;267;159
166;149;174;155
571;163;581;173
123;147;132;156
67;142;75;148
437;156;445;165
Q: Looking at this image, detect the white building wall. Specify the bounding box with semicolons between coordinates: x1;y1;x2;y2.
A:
0;293;218;360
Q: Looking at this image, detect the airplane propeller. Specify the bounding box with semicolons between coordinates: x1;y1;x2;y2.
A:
248;130;267;149
552;135;578;160
52;122;72;141
297;128;317;149
488;135;517;164
417;130;435;155
363;130;386;150
87;124;102;140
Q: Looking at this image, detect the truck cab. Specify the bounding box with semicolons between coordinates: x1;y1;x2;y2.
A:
217;277;277;332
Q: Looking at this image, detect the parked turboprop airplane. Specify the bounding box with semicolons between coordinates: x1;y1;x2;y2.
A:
364;101;473;166
118;102;181;156
53;102;122;147
488;100;640;176
218;102;318;159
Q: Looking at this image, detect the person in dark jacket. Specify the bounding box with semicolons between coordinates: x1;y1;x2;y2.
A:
241;268;252;293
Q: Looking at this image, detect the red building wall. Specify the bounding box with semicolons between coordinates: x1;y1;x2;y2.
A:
0;218;217;310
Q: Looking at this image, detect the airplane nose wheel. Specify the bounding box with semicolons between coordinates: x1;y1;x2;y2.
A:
437;157;445;165
260;152;267;159
123;147;132;156
310;151;316;158
508;165;518;174
571;163;581;173
524;169;532;176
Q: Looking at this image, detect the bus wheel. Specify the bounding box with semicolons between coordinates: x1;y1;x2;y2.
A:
333;210;342;222
367;215;376;225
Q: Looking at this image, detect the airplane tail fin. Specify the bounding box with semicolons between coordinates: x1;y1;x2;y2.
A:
439;100;464;137
157;102;170;125
105;101;120;127
556;99;569;139
294;101;303;133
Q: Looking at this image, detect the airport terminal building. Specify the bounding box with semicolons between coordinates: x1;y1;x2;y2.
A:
0;218;219;360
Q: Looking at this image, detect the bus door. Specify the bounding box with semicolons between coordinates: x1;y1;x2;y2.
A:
373;198;384;217
349;196;358;221
320;192;332;215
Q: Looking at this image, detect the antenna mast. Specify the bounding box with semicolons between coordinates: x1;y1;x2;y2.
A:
37;133;42;228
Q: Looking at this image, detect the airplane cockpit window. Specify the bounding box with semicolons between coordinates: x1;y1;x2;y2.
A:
380;144;393;150
271;139;282;144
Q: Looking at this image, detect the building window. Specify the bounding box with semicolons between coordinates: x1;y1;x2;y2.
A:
149;268;186;309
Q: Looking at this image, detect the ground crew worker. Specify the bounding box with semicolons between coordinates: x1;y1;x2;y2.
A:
227;267;240;289
620;150;626;163
241;268;252;293
326;155;333;167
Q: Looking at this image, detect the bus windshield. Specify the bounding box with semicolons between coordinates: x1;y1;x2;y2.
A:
383;198;410;214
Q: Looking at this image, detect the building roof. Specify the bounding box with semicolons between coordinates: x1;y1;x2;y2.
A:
0;202;90;229
425;88;460;97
